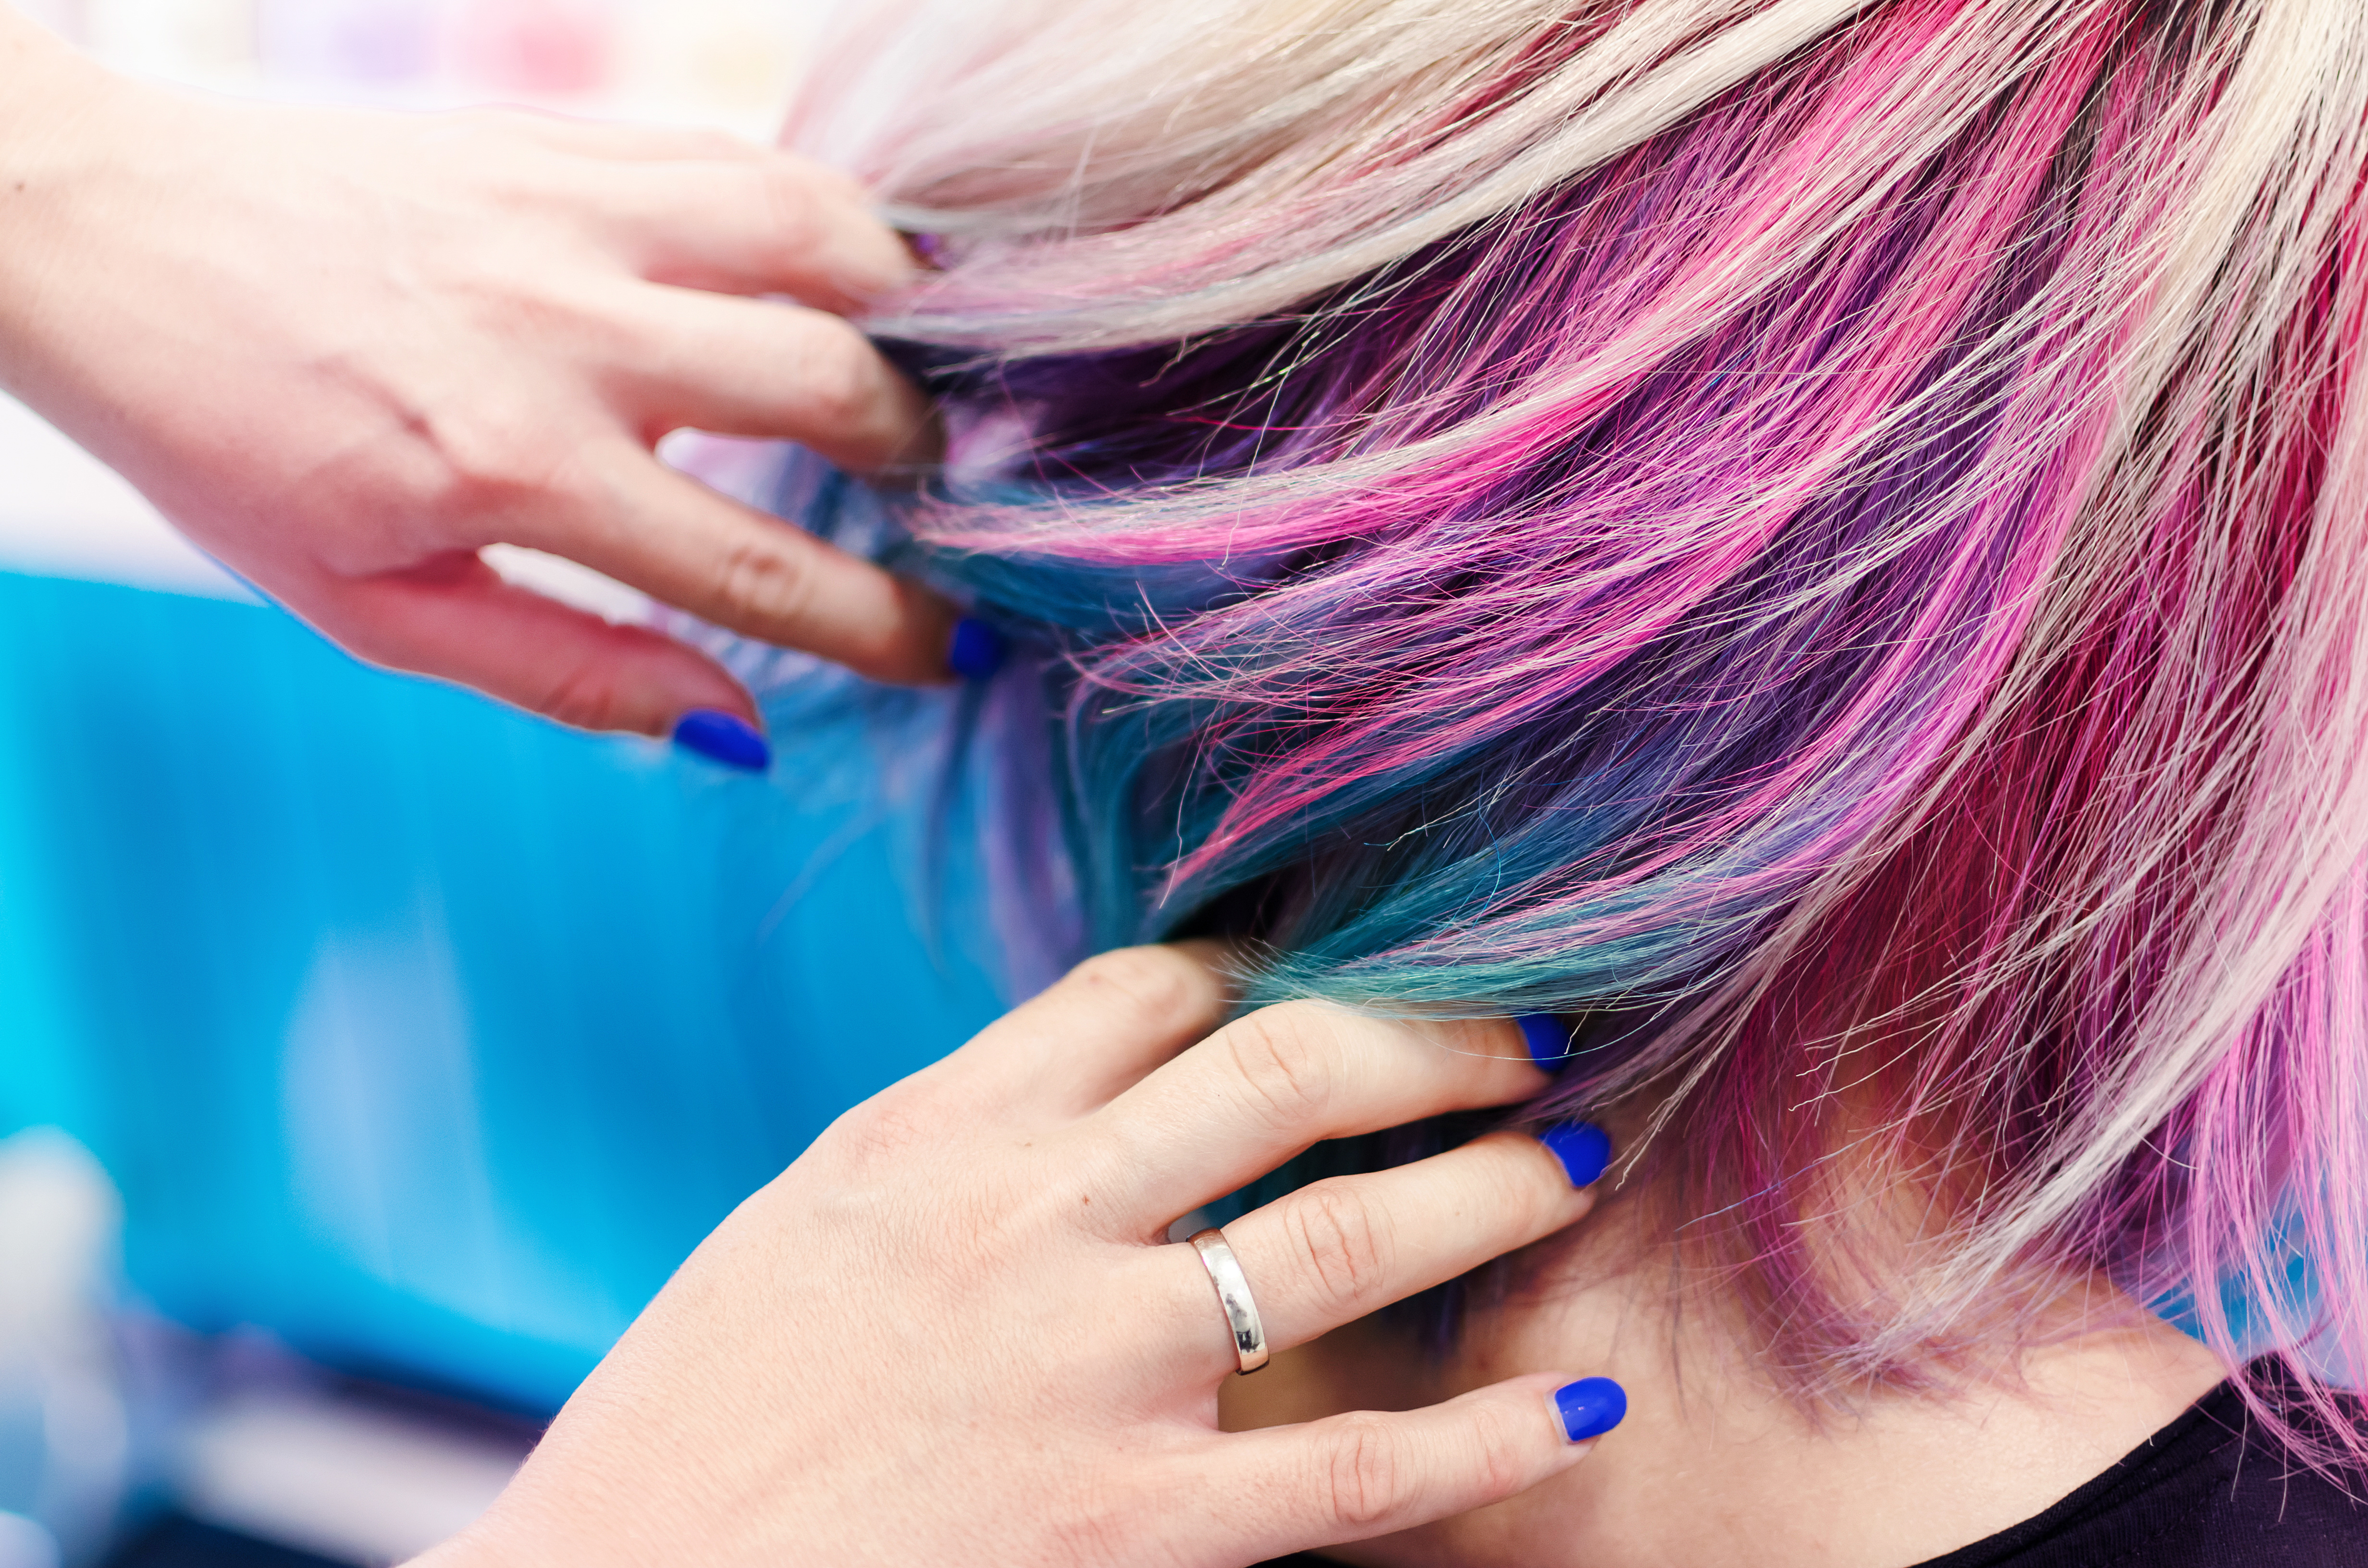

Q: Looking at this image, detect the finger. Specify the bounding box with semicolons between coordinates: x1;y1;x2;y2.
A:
591;158;914;310
507;443;957;686
604;288;936;470
947;943;1240;1119
1087;1002;1547;1221
480;107;767;165
1211;1373;1615;1560
1198;1130;1602;1359
301;552;759;736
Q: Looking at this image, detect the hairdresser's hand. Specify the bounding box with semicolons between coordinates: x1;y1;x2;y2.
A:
0;15;950;738
414;944;1622;1568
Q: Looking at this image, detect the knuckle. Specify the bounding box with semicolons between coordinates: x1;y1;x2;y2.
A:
530;648;630;732
1321;1414;1408;1531
1219;1007;1335;1128
1061;946;1202;1034
1466;1400;1529;1502
792;333;883;434
1046;1462;1190;1566
711;528;814;628
1474;1136;1567;1232
1285;1181;1392;1312
825;1084;937;1174
428;404;576;508
758;161;826;253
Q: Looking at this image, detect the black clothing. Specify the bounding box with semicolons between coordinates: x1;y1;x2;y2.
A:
1254;1370;2368;1566
1918;1373;2366;1567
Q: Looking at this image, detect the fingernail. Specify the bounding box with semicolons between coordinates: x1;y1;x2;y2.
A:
948;616;1006;680
1551;1377;1627;1443
1516;1013;1571;1067
671;709;770;772
1538;1121;1613;1188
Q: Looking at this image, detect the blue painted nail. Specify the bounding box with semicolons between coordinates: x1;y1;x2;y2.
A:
1552;1377;1627;1443
948;616;1005;681
671;709;770;772
1538;1121;1613;1188
1517;1013;1571;1067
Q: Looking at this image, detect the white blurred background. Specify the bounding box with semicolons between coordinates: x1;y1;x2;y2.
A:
20;0;820;131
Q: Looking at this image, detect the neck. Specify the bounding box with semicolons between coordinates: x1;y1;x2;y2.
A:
1222;1141;2227;1568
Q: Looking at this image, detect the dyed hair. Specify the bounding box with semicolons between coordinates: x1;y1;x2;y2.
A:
779;0;2368;1461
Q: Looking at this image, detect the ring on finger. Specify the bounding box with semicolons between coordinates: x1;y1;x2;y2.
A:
1185;1226;1270;1375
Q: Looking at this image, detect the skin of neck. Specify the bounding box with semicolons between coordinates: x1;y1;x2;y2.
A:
1221;1107;2228;1568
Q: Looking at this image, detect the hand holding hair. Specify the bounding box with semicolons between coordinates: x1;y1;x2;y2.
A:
407;943;1624;1568
0;10;952;744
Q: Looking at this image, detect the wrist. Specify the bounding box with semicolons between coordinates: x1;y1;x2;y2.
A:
0;11;158;413
0;9;118;179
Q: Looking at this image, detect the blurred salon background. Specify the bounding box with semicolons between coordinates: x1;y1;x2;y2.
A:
0;5;1011;1564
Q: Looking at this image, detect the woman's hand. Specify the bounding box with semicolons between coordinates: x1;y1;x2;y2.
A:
415;944;1623;1568
0;14;949;740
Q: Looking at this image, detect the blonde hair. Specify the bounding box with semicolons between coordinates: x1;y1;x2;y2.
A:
781;0;2368;1459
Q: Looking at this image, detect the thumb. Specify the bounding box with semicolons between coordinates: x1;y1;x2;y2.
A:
1214;1372;1624;1561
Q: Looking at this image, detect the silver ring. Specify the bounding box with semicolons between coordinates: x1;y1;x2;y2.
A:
1186;1226;1270;1374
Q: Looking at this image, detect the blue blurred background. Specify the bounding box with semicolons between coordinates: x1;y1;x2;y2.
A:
0;569;1005;1417
0;6;1022;1563
0;9;2345;1567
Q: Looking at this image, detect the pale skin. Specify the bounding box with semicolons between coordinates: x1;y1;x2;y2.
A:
0;8;949;739
0;11;2234;1562
0;13;1628;1561
411;944;1618;1567
403;941;2225;1567
1223;1125;2231;1568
